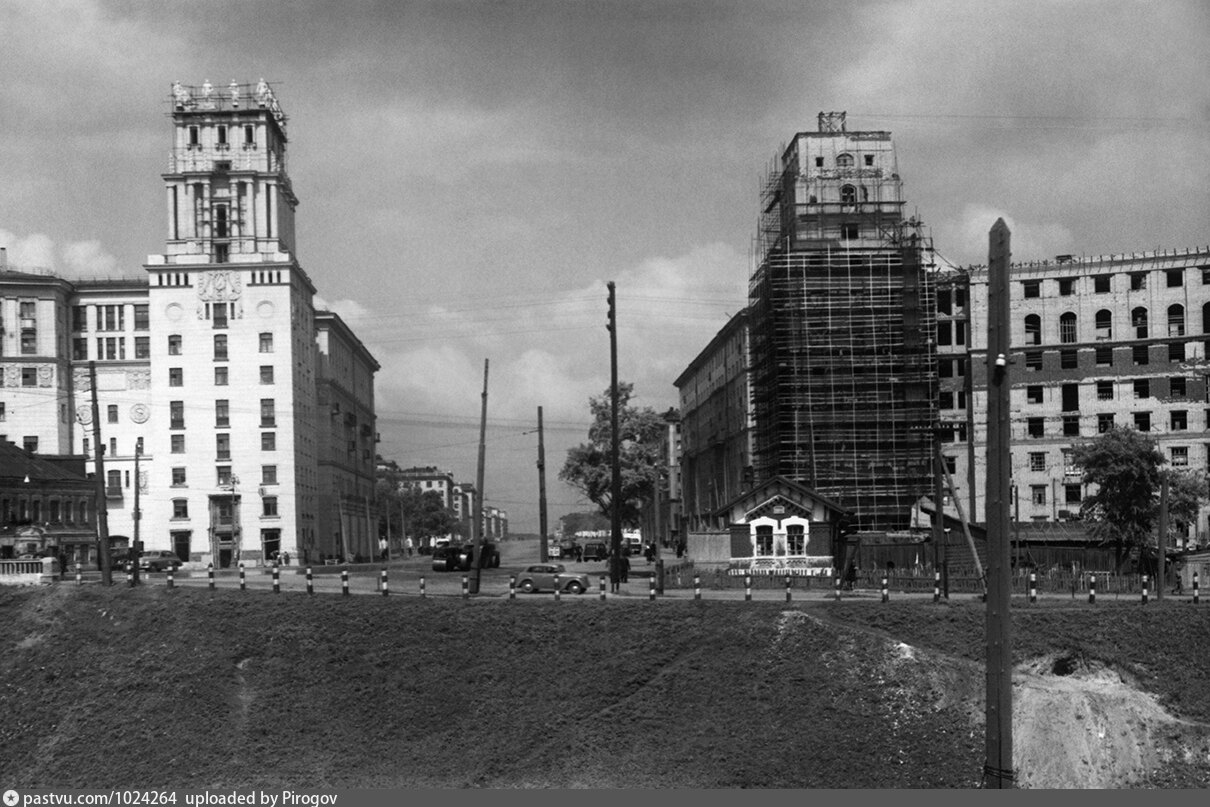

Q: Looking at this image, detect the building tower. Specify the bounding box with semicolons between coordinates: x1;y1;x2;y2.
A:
143;80;319;566
748;112;938;531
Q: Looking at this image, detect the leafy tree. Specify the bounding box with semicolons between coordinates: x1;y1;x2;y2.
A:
560;511;611;538
399;488;463;547
560;383;666;529
1072;427;1205;571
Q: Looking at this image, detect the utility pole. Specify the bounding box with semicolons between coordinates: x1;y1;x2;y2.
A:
537;406;549;564
1157;474;1168;602
89;361;113;586
131;437;143;586
470;358;489;595
984;218;1014;788
607;281;622;590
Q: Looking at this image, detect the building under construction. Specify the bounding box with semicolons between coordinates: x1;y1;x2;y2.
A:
747;112;939;530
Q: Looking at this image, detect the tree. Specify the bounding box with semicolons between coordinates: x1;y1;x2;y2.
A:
559;382;666;528
1070;427;1207;571
398;488;463;548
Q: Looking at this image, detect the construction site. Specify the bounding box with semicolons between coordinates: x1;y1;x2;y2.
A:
747;112;940;531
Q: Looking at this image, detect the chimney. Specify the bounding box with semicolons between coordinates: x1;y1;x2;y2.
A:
0;247;7;271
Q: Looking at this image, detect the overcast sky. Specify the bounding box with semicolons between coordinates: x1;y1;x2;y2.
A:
2;1;1207;533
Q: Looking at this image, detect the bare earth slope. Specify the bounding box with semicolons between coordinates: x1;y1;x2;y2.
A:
1;585;1207;788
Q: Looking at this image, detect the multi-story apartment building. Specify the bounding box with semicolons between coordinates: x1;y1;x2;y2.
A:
746;112;938;531
0;80;378;568
942;246;1210;547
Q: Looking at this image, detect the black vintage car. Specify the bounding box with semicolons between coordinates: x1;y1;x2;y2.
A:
459;542;500;570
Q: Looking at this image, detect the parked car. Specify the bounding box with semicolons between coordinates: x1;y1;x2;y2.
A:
458;541;501;570
558;540;582;561
105;550;132;571
516;564;590;594
140;550;183;572
431;544;463;572
581;542;609;561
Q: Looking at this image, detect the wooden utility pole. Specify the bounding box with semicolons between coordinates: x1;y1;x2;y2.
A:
607;282;622;589
984;218;1014;788
537;406;549;564
87;362;113;585
469;359;489;595
1157;474;1168;602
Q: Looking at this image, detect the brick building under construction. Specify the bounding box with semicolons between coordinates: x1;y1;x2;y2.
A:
747;112;939;531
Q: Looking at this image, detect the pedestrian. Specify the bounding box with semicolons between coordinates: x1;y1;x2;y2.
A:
405;536;414;557
621;552;630;583
379;537;389;562
281;550;290;566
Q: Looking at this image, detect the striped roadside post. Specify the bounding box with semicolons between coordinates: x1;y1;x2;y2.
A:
785;574;792;603
208;563;215;591
272;565;281;594
462;575;469;600
306;566;314;595
239;562;246;592
1029;572;1037;604
420;575;426;598
649;575;656;602
76;565;82;586
834;573;841;601
381;567;389;597
881;576;888;603
126;562;133;588
510;575;516;600
1142;574;1149;605
694;574;701;601
554;575;561;602
1194;571;1200;604
1089;574;1096;605
341;568;350;597
599;575;606;601
166;567;174;589
745;574;752;602
934;571;941;603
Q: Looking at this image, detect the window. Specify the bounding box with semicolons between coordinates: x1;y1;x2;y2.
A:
261;432;276;451
134;305;149;331
168;334;182;355
1026;386;1043;405
171;434;185;453
1168;304;1185;337
841;223;859;239
262;465;278;485
1172;446;1189;467
1063;415;1080;436
0;403;4;422
1095;346;1113;366
259;365;274;384
1065;485;1082;505
943;455;957;475
217;466;233;487
73;338;88;360
1031;485;1047;506
1134;379;1150;399
939;359;954;378
212;302;229;328
1029;452;1046;472
23;436;38;453
1060;349;1078;369
1023;280;1040;299
173;499;189;519
1025;351;1043;372
73;305;88;332
170;400;184;429
22;367;37;386
937;321;952;346
1133;345;1149;365
214;334;228;360
1024;314;1041;345
1098;413;1115;433
755;525;773;556
169;367;183;386
1059;278;1075;296
1027;417;1044;438
1169;376;1187;397
1097;380;1114;400
244;124;255;146
939;391;954;409
1130;273;1146;290
107;404;118;423
259;333;273;353
260;398;275;427
836;153;854;167
215;367;228;386
1132;307;1148;338
863;154;874;167
1059;312;1077;344
98;305;124;331
1094;309;1112;340
216;433;230;460
1134;412;1151;431
1170;342;1186;362
1167;269;1184;288
215;399;229;427
1094;275;1111;293
1172;410;1188;431
263;496;279;517
134;336;150;359
172;467;186;487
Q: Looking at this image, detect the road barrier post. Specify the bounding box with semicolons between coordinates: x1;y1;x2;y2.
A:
554;575;561;602
1142;574;1149;605
306;567;314;595
510;575;516;600
381;567;389;597
462;575;469;600
745;574;752;602
649;576;656;602
1193;571;1199;604
785;574;792;603
881;576;888;603
76;565;82;586
420;575;426;598
166;567;174;589
126;563;133;588
694;574;701;601
273;565;280;594
239;563;246;592
1089;574;1096;605
599;575;606;601
1029;572;1037;604
934;571;941;603
342;568;350;597
208;563;215;592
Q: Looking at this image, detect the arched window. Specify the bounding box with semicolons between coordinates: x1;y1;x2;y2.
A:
1132;307;1148;339
1095;309;1112;339
1059;312;1078;344
1169;304;1185;336
860;185;870;202
1024;314;1042;345
755;524;773;556
1203;302;1210;334
786;523;806;555
836;153;854;167
840;184;856;205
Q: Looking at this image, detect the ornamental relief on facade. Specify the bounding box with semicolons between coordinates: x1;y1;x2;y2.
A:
128;369;151;390
73;368;91;391
196;269;245;319
0;365;54;387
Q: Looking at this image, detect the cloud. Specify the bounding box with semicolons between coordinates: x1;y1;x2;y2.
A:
0;229;126;278
949;204;1074;266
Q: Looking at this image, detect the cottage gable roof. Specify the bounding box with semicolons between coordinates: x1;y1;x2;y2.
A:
715;476;847;524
